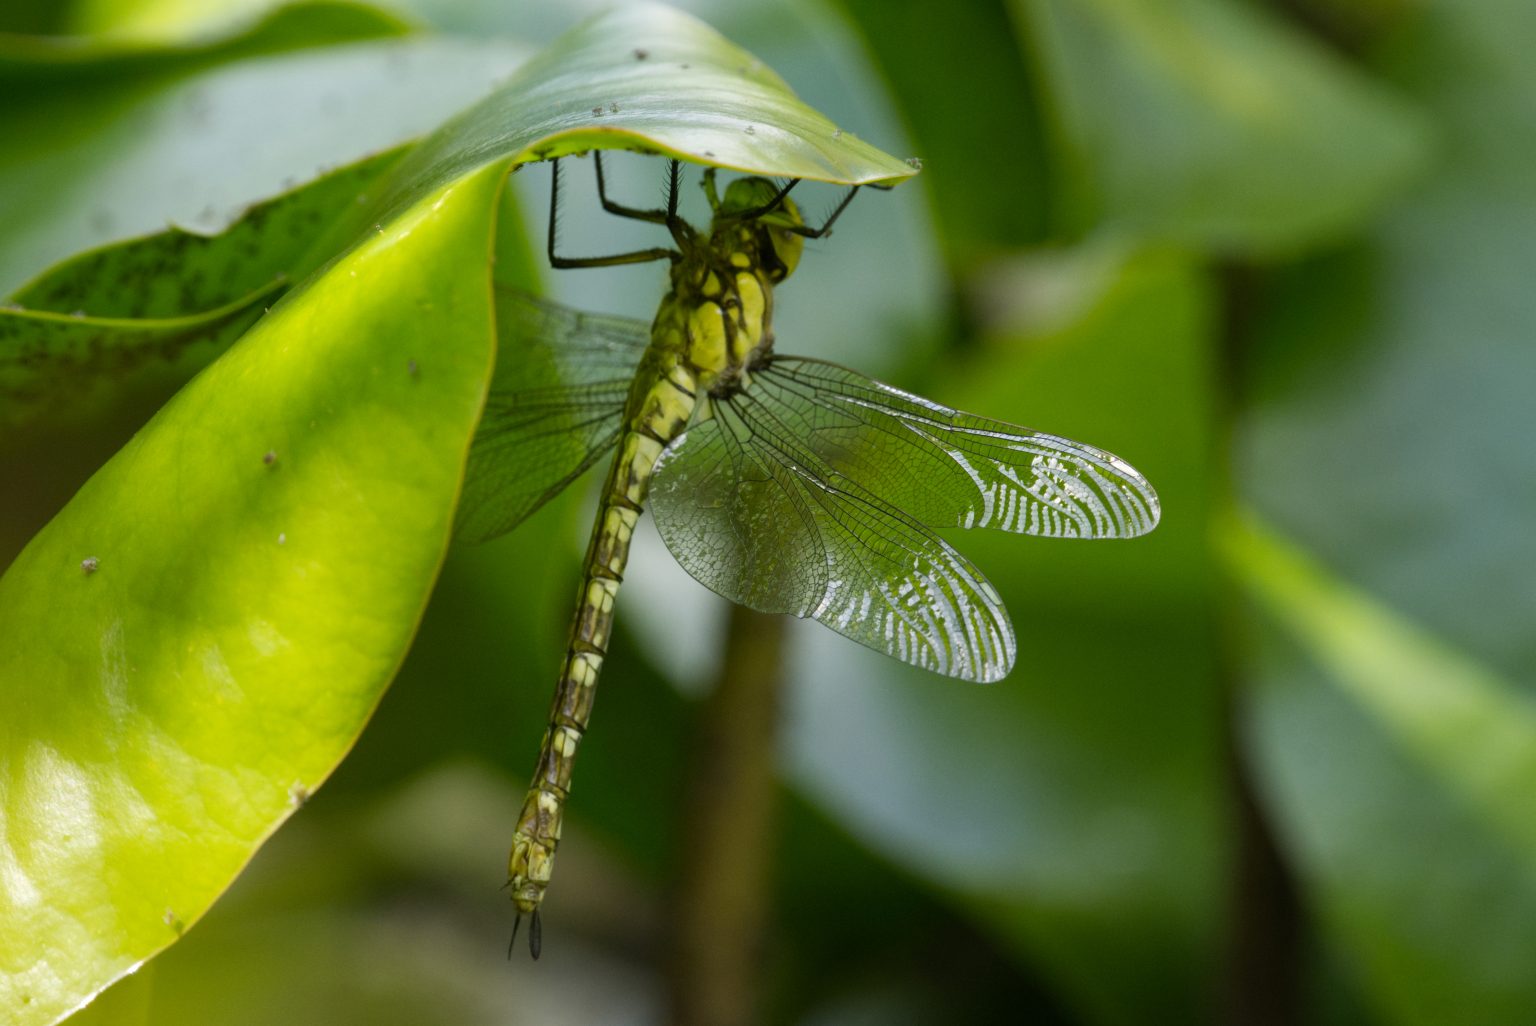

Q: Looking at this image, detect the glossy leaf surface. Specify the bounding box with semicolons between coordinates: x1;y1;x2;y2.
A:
0;160;504;1026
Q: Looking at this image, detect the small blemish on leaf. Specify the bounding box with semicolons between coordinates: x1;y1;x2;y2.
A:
704;151;715;158
164;909;184;935
591;106;603;116
407;359;418;377
288;781;310;807
278;532;287;546
71;309;86;318
745;125;756;134
263;450;277;466
633;48;648;60
906;157;923;170
680;62;690;70
609;102;619;114
81;557;99;575
832;129;843;140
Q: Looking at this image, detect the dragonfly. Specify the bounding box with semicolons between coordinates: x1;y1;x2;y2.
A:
459;153;1161;957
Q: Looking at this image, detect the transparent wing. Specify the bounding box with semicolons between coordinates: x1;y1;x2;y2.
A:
456;290;647;543
649;401;1016;683
756;357;1160;539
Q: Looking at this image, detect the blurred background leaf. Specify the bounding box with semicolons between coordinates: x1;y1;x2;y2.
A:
1015;0;1431;252
4;0;1533;1024
1231;1;1536;1022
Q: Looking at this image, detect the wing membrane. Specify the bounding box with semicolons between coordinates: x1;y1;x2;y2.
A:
650;403;1016;682
757;357;1160;539
457;290;646;543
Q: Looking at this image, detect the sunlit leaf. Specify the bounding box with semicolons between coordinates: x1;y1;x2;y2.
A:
0;160;505;1026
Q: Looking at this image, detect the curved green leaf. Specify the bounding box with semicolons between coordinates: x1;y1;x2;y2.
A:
0;31;526;294
368;1;918;229
1;148;402;429
0;159;503;1026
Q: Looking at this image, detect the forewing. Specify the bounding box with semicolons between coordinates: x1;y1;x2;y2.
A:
759;357;1160;539
647;414;829;617
456;290;646;543
651;404;1016;682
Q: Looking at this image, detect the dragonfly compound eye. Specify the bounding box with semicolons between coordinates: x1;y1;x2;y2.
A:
718;176;806;281
719;176;786;218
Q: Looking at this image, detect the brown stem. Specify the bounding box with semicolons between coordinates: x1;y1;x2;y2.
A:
1223;725;1303;1026
1215;261;1303;1024
667;605;786;1026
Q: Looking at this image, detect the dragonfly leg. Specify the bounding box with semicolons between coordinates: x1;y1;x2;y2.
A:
662;159;698;251
547;158;679;269
723;177;801;223
786;185;862;239
593;151;670;223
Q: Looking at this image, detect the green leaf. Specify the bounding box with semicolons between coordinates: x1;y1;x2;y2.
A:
2;149;402;428
367;0;918;230
0;159;504;1026
1015;0;1430;251
0;29;526;294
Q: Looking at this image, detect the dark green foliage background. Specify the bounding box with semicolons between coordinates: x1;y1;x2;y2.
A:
4;1;1531;1024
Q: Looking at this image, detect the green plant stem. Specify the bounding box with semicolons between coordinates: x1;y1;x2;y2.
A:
667;605;786;1026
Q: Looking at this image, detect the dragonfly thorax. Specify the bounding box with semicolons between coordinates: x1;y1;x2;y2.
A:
655;178;805;396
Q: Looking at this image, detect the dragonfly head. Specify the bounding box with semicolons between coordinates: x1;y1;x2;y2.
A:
717;176;806;283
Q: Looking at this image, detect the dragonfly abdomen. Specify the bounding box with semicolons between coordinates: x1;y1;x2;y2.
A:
506;360;700;920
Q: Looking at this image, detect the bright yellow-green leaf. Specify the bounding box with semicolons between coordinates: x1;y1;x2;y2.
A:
0;159;504;1026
